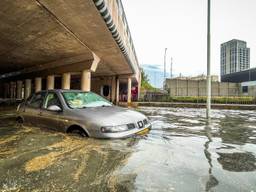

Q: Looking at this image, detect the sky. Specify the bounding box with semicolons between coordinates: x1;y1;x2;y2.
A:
122;0;256;78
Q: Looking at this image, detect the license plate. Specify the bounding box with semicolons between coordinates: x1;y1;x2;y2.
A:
136;128;150;135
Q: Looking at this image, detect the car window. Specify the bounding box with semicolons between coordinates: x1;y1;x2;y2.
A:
28;92;46;108
62;92;112;109
43;93;62;109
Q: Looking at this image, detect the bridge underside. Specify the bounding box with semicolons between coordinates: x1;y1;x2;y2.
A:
0;0;140;103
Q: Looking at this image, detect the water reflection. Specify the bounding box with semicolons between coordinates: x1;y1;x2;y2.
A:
136;107;256;191
219;115;256;145
217;152;256;172
204;123;219;191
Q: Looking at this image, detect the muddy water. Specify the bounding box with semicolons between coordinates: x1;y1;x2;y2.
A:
0;107;256;192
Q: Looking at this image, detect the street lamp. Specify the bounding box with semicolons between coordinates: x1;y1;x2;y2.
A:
163;48;167;88
164;48;167;79
206;0;211;119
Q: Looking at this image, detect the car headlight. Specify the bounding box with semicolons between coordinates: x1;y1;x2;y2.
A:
101;124;129;133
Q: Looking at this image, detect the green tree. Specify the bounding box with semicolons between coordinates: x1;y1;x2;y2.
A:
141;69;155;91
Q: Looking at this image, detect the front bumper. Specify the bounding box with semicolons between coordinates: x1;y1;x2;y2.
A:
97;123;152;139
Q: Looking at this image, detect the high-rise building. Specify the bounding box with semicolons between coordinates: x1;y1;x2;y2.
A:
221;39;250;76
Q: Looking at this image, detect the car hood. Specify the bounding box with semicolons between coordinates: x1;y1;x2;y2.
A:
71;106;146;126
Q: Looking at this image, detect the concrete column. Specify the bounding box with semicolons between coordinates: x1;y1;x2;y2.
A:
25;79;31;99
81;70;91;91
4;83;9;98
47;75;55;90
111;76;116;102
127;77;132;104
137;72;141;101
10;82;17;99
17;81;23;99
116;77;120;104
62;73;71;90
10;82;14;99
35;77;42;92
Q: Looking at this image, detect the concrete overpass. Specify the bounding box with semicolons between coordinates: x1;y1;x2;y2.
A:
0;0;141;104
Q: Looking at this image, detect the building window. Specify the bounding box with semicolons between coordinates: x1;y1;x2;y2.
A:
242;86;248;93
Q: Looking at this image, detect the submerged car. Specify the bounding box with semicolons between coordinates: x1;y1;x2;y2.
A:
16;89;151;139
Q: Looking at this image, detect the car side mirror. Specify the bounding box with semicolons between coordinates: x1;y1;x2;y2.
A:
47;105;62;112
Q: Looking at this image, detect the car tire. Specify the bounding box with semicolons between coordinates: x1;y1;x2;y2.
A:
70;128;87;137
16;117;23;127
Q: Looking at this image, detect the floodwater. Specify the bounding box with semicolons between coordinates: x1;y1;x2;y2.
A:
0;107;256;192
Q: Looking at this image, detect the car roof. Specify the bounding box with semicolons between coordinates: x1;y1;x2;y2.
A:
35;89;89;94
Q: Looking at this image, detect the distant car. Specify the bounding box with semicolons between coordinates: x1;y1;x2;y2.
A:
16;90;151;139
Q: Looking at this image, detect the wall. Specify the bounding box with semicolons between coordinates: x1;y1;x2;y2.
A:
91;78;113;101
166;79;242;97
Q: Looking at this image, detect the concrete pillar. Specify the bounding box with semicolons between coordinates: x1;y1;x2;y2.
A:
4;83;9;98
62;73;71;90
116;77;120;104
10;82;17;99
137;72;141;101
17;81;23;99
25;79;31;99
47;75;55;90
10;82;14;99
35;77;42;92
127;77;132;104
81;70;91;91
111;76;116;102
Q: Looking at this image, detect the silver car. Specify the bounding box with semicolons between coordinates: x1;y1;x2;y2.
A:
16;90;151;139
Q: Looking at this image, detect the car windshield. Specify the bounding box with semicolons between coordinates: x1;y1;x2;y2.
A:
62;91;112;109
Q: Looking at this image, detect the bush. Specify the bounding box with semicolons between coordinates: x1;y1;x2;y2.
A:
166;96;255;104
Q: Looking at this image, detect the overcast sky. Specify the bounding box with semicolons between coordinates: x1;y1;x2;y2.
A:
122;0;256;77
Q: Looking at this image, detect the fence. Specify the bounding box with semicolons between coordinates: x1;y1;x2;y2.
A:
140;91;256;105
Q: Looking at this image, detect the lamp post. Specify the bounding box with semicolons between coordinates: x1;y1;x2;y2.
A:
170;57;173;78
206;0;211;119
164;48;167;78
164;48;167;88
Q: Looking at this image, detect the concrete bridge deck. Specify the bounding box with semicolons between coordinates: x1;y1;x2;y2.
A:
0;0;140;103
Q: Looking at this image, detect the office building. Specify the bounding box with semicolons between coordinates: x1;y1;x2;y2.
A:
221;39;250;75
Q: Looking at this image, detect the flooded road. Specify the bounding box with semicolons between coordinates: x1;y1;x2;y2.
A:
0;107;256;192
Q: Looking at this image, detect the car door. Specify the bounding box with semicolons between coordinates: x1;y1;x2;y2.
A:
39;92;62;131
23;92;46;127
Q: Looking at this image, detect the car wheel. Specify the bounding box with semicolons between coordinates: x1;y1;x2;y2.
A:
70;129;87;137
16;117;23;127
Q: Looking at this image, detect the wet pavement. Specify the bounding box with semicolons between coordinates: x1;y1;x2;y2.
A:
0;107;256;192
